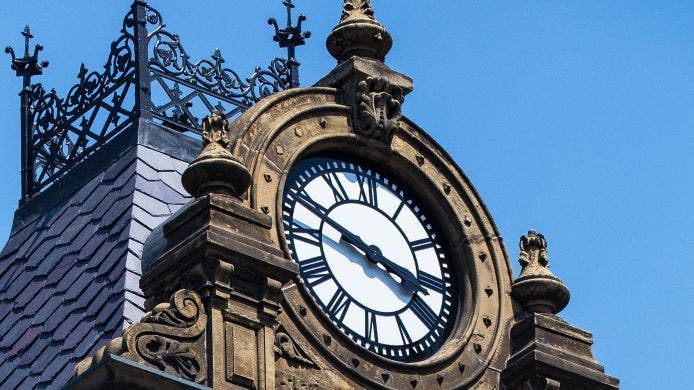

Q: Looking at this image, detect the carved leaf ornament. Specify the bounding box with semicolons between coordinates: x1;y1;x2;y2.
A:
356;76;404;142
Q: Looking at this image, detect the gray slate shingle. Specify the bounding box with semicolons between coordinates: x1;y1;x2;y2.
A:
0;143;192;389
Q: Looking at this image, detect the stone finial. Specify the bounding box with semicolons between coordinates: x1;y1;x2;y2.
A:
327;0;393;63
181;110;251;198
511;230;570;314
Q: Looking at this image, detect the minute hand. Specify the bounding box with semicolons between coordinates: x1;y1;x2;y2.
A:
295;195;427;294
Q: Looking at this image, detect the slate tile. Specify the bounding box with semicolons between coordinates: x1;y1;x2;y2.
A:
132;205;166;231
13;277;45;309
78;283;109;316
33;244;67;272
94;247;126;279
1;312;25;345
158;170;189;197
135;175;186;205
124;269;141;294
4;270;35;301
129;239;144;258
133;190;171;217
19;333;49;365
50;361;78;390
104;303;126;331
125;290;145;310
64;270;98;304
68;222;100;254
94;297;122;328
55;213;91;247
23;287;53;319
0;365;29;390
136;159;162;181
102;148;136;182
90;189;122;226
74;327;104;359
118;173;137;198
10;324;42;355
0;261;21;291
16;372;41;390
100;195;132;228
125;251;142;275
64;317;95;351
123;297;144;323
55;263;85;293
0;355;20;383
93;241;126;275
38;352;70;383
29;339;62;375
0;300;13;319
45;254;78;287
31;294;62;326
172;157;190;174
111;163;136;190
79;175;110;215
139;146;176;171
43;302;75;333
77;227;109;261
0;220;37;257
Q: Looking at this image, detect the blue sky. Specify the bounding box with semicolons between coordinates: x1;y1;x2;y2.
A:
1;1;692;388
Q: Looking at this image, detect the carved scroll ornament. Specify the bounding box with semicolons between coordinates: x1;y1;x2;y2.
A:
74;289;207;384
274;325;319;369
355;76;404;143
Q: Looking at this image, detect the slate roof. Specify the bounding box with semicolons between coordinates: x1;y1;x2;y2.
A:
0;126;196;389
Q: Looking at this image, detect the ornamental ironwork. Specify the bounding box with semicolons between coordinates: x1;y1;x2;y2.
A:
5;0;309;200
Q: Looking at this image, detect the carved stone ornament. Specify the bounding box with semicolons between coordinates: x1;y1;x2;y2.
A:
327;0;392;62
276;372;321;390
355;76;404;142
273;324;319;369
511;230;570;314
181;110;252;198
74;289;207;384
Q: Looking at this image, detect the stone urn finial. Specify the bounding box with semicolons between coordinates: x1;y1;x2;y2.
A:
181;110;251;198
511;230;570;315
327;0;393;63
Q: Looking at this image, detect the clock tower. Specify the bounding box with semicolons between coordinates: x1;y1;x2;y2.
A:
64;1;619;389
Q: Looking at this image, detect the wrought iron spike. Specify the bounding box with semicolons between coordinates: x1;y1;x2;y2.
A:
6;24;48;80
268;0;310;88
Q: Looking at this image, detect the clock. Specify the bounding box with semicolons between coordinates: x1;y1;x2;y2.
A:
282;157;455;361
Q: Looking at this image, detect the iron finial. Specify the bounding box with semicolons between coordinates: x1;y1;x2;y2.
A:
268;0;310;87
6;25;49;84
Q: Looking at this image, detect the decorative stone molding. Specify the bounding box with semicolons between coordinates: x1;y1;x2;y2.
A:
355;76;404;142
274;324;320;369
276;372;321;390
74;289;207;384
511;230;570;314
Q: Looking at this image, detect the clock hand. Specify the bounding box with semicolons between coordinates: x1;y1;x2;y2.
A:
294;195;428;294
341;234;429;295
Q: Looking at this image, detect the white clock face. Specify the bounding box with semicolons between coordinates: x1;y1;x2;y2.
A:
282;157;455;361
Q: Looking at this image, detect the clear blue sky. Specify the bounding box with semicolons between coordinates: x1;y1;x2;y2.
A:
1;1;692;388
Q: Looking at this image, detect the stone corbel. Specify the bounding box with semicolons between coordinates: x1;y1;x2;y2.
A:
74;289;207;384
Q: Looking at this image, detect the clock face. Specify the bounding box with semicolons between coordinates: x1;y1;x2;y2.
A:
282;157;455;361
